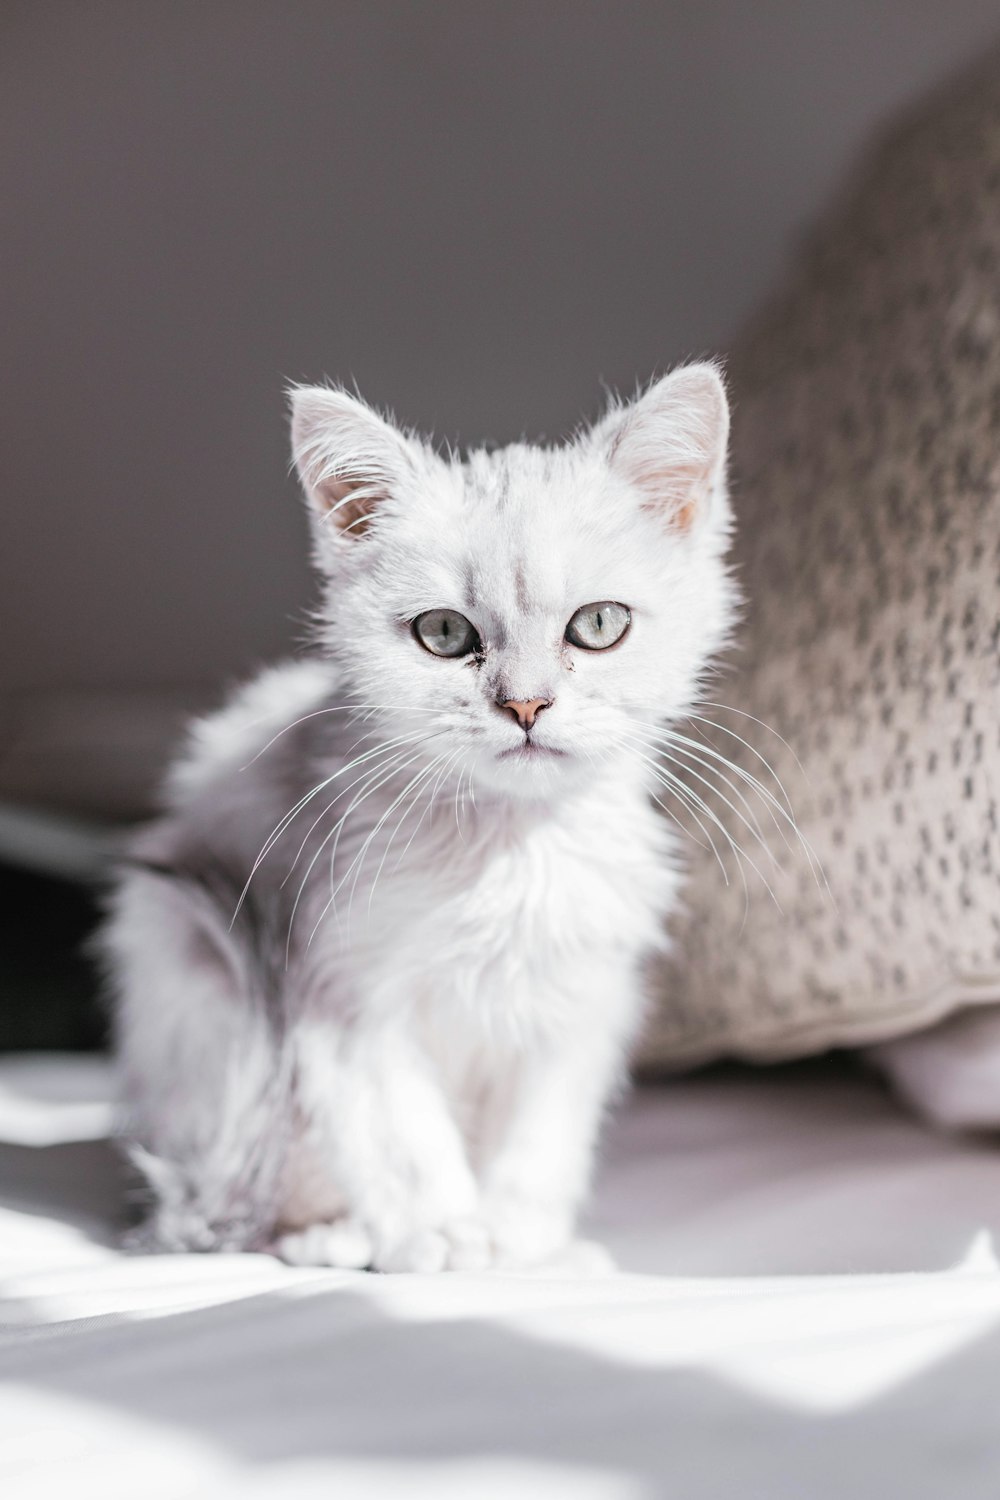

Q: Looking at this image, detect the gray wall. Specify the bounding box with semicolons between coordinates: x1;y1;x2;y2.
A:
4;1;1000;711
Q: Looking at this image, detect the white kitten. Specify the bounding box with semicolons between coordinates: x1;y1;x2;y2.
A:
99;364;735;1271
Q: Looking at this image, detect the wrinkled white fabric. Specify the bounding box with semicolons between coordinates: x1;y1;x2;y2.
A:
2;1054;1000;1499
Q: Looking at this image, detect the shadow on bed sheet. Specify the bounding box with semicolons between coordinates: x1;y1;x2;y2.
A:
0;1137;124;1244
4;1278;1000;1497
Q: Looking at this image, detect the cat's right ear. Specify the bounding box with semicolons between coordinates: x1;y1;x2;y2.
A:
289;386;414;540
597;363;729;534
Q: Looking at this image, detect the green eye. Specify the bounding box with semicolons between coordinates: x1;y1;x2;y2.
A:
412;609;480;658
565;601;631;651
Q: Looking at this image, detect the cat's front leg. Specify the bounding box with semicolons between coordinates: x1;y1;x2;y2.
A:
278;1022;487;1272
478;989;635;1267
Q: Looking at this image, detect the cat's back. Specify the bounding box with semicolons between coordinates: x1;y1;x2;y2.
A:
165;657;338;807
135;656;342;881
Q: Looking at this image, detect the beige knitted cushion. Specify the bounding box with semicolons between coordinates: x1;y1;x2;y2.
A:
641;52;1000;1070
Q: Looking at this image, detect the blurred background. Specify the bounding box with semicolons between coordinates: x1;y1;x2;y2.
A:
4;0;1000;1047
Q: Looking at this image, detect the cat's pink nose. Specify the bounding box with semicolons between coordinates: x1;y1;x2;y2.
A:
501;697;552;730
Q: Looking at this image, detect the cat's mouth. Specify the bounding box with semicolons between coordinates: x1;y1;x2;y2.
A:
496;741;567;762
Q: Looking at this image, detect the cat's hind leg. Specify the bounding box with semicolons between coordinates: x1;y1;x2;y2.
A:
101;865;292;1252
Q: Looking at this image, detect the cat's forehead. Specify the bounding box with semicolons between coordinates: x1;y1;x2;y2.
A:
384;439;649;617
462;443;561;506
457;441;601;543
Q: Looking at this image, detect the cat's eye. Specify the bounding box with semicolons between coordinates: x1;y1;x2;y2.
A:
412;608;480;658
565;601;631;651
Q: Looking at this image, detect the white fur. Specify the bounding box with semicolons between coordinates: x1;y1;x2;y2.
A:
100;364;736;1270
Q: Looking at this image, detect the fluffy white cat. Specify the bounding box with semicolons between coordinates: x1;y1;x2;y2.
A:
100;364;736;1271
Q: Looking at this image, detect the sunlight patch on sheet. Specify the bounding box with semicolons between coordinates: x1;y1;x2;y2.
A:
339;1229;1000;1413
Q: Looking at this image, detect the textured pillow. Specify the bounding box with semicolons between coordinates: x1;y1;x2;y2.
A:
640;52;1000;1070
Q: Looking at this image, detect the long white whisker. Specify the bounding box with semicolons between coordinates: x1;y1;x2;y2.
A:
281;731;447;885
248;731;430;877
668;725;796;822
626;733;776;864
283;744;419;907
319;736;453;922
635;750;735;884
622;738;776;911
346;758;455;922
287;746;432;960
391;750;463;875
333;754;454;937
661;736;800;861
651;789;723;867
241;701;447;768
587;736;711;855
232;730;435;925
658;725;825;886
366;753;453;918
649;763;757;915
616;734;734;880
453;758;469;842
693;703;810;788
633;732;777;857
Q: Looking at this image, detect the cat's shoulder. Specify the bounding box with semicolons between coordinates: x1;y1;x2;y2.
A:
163;657;338;806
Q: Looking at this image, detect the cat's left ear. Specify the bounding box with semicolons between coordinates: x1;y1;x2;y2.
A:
289;386;415;540
601;363;729;532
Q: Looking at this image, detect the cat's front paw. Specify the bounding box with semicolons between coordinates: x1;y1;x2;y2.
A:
275;1216;374;1269
480;1198;574;1268
374;1215;493;1274
276;1213;495;1273
483;1201;615;1274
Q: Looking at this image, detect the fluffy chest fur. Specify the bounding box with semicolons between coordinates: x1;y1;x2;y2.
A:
302;767;678;1051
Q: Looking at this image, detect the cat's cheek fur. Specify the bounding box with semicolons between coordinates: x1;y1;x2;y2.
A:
101;365;735;1269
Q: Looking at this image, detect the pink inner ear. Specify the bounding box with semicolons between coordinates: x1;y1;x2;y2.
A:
668;493;698;532
314;474;383;536
609;366;728;531
291;386;408;538
626;449;712;531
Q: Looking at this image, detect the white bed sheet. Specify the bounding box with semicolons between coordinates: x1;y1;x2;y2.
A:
3;1053;1000;1499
